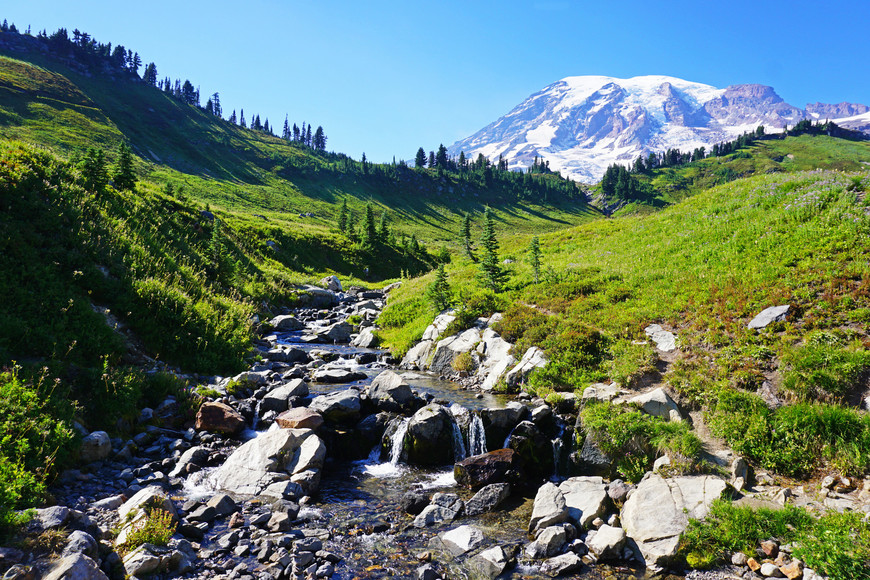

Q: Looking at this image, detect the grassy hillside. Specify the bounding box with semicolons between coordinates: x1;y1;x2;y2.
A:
383;167;870;476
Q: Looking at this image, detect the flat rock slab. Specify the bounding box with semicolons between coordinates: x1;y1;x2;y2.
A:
311;369;367;384
558;476;609;529
621;473;728;568
644;324;677;352
748;305;790;329
529;482;568;533
436;525;486;557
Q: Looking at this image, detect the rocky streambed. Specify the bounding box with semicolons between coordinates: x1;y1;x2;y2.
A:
4;280;864;580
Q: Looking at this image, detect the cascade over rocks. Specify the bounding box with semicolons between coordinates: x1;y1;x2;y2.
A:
480;402;528;452
406;404;455;465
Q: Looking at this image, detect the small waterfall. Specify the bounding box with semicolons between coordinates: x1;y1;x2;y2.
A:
503;425;518;450
551;424;566;481
250;400;261;431
389;418;410;465
468;414;487;456
452;420;468;462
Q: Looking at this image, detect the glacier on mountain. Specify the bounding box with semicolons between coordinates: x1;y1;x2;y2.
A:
447;75;867;183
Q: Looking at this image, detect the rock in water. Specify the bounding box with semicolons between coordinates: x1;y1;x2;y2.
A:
529;482;568;534
368;370;415;412
195;402;245;435
211;428;326;496
621;473;727;568
406;404;455;466
558;476;609;529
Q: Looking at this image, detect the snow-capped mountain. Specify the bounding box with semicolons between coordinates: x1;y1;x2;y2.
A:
448;75;869;183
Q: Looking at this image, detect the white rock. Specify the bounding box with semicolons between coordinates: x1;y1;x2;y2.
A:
558;476;609;529
529;482;568;533
506;347;548;388
644;324;677;352
438;525;486;557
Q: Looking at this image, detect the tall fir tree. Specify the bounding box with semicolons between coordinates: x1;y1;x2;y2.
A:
363;202;377;246
462;213;476;262
112;142;137;192
79;148;108;194
478;207;506;291
337;199;349;233
426;264;452;312
528;236;541;283
415;147;426;168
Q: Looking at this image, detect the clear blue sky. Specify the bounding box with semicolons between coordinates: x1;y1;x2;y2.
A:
4;0;869;162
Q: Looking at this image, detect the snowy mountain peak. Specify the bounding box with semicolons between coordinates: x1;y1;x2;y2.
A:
448;75;869;183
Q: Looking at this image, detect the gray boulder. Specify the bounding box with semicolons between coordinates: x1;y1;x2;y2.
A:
628;388;683;421
644;324;677;352
298;285;338;308
475;328;517;391
368;370;415;412
413;493;464;528
260;379;310;414
320;275;342;292
211;428;325;496
748;305;790;329
351;326;379;348
62;531;98;559
505;347;548;388
621;474;728;568
558;476;609;529
540;553;583;577
265;346;309;363
469;546;509;579
44;554;108;580
525;525;568;559
79;431;111;463
400;311;457;369
268;315;305;332
464;483;511;516
480;401;528;451
529;482;568;534
315;321;353;343
312;368;367;384
406;404;455;466
310;389;361;424
430;328;481;375
435;525;486;557
586;524;626;560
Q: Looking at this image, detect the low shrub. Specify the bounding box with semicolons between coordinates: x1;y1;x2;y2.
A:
451;351;476;373
781;338;870;402
123;508;176;550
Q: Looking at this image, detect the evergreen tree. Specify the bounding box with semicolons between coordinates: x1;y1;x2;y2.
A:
478;207;506;291
363;202;377;246
79;147;108;194
181;80;197;105
282;116;290;140
205;98;214;115
528;236;541;283
428;151;435;168
426;264;452;312
229;110;237;124
415;147;426;168
211;92;222;117
458;151;466;170
377;212;389;244
306;124;312;146
337;199;349;233
435;144;448;168
142;62;157;85
313;126;326;151
112;142;137;192
462;213;476;262
361;153;368;175
240;109;246;128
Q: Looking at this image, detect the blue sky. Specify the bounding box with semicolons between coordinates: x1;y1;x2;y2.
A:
4;0;868;162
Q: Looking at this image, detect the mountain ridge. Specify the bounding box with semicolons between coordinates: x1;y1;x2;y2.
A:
448;75;870;183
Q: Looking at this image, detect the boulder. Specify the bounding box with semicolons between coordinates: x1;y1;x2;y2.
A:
454;449;520;489
400;311;457;369
168;446;210;477
571;433;614;478
79;431;111;463
265;346;309;363
351;327;379;348
436;525;486;557
368;370;415;412
298;285;338;308
310;389;361;424
44;554;108;580
475;329;517;391
628;387;683;421
115;487;177;546
406;404;455;466
413;493;464;528
540;553;583;577
506;420;553;478
558;476;609;529
582;383;622;402
315;321;353;343
260;379;309;414
525;525;568;559
430;328;481;375
268;315;305;332
195;402;245;435
586;524;626;560
312;368;367;384
529;482;568;534
505;347;547;388
748;305;790;329
621;474;728;568
480;402;529;452
276;407;324;430
469;546;509;579
62;531;98;559
211;428;325;496
464;483;511;516
121;545;163;577
320;275;342;292
644;324;677;352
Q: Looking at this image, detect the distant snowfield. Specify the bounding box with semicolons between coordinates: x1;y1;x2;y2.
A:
448;75;866;183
